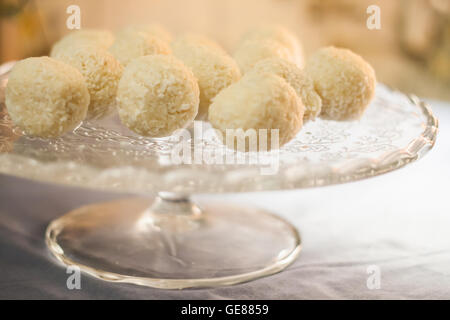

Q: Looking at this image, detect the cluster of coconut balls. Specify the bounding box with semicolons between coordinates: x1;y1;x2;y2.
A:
5;24;376;150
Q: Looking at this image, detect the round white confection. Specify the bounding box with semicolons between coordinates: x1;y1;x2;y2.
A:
53;46;123;119
233;39;295;74
208;72;304;151
121;24;173;43
239;25;303;67
116;55;199;137
5;57;89;137
109;28;171;67
172;33;227;54
305;46;376;120
50;29;114;57
249;57;322;121
172;38;241;118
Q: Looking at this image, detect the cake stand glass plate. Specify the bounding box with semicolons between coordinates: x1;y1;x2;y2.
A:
0;62;438;289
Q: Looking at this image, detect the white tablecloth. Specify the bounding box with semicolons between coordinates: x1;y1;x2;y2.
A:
0;100;449;299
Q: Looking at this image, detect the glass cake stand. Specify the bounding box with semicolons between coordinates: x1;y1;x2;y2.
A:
0;62;438;289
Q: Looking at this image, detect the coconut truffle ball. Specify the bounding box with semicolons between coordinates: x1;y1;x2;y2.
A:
239;25;303;66
209;72;304;151
109;28;171;67
116;55;199;137
53;46;123;119
233;39;295;74
305;47;376;121
122;24;173;43
172;39;241;118
50;29;114;57
172;33;226;54
5;57;89;137
249;58;322;121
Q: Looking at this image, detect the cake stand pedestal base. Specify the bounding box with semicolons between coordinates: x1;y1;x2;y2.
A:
46;194;301;289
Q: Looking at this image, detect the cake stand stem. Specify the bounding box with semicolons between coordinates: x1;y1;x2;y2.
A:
150;192;201;216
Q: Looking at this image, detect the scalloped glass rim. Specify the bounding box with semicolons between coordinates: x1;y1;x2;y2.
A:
0;62;438;194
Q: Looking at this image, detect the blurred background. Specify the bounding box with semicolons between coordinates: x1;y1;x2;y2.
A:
0;0;449;100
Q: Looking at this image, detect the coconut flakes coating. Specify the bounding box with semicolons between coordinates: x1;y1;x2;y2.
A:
116;55;199;137
239;25;304;67
208;72;304;151
305;46;376;121
109;28;172;67
249;58;322;122
50;29;114;58
172;38;241;119
53;46;123;119
233;39;295;74
5;57;89;137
